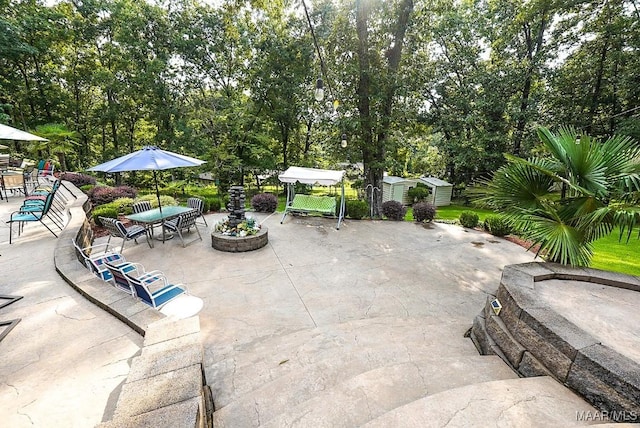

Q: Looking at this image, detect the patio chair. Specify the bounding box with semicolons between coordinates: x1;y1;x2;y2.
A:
71;239;135;281
1;172;27;198
187;197;208;226
163;209;202;247
0;154;9;172
7;192;62;243
132;200;155;232
125;270;187;309
99;216;151;252
36;159;55;184
133;200;152;213
20;182;67;230
104;262;163;295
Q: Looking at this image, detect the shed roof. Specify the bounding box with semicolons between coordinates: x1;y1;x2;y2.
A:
383;175;418;185
420;176;452;187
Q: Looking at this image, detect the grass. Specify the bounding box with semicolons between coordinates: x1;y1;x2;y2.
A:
591;231;640;276
434;204;497;222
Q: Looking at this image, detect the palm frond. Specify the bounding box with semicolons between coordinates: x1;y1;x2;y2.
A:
521;214;593;266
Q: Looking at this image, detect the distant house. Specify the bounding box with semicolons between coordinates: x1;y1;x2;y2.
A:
418;176;453;206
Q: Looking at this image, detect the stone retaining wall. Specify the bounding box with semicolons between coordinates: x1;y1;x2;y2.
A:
53;185;212;427
471;262;640;422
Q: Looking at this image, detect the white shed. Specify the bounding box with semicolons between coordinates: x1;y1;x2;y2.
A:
382;176;419;205
419;176;453;206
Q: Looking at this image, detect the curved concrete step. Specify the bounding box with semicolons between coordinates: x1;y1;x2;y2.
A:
259;355;518;428
207;317;477;408
363;376;600;428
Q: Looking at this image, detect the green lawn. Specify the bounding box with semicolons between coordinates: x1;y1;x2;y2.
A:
591;231;640;276
434;204;497;222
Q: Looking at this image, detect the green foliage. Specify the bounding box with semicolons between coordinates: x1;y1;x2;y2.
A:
435;204;496;222
382;201;406;221
483;215;511;237
112;198;134;215
459;211;480;228
413;202;436;223
207;198;221;212
346;200;369;220
80;184;95;194
477;126;640;266
135;194;177;208
407;183;430;203
92;205;118;225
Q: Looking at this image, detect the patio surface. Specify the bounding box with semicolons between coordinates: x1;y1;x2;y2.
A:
1;188;626;426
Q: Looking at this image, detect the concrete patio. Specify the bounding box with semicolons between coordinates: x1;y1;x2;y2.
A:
1;184;633;427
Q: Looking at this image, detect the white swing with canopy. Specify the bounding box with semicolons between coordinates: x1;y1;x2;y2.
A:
278;166;346;229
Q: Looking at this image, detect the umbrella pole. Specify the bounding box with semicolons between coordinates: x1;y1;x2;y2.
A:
153;171;166;243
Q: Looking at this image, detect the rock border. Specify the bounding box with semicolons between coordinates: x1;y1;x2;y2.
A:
471;262;640;422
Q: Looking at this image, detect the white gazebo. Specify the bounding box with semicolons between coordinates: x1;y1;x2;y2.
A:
278;166;346;229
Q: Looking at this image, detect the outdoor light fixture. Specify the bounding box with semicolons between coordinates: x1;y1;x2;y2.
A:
576;135;581;145
490;298;502;316
341;133;347;148
314;78;324;102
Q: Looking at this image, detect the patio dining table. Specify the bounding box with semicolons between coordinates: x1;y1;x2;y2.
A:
126;205;195;242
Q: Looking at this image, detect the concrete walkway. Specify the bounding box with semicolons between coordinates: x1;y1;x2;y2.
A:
0;190;142;427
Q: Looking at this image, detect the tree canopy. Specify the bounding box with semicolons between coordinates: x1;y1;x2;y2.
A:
1;0;639;192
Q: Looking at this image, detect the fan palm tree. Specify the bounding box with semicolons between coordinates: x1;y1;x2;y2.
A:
477;126;640;266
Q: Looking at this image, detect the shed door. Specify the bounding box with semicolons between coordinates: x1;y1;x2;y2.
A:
393;185;404;203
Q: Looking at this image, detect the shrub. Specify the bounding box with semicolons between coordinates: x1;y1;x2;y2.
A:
484;215;511;237
135;194;177;208
408;184;430;202
251;193;278;212
80;184;95;194
459;211;479;228
60;172;96;187
382;200;406;221
88;185;138;206
112;197;134;215
92;205;118;225
208;198;221;212
346;199;369;219
413;202;436;223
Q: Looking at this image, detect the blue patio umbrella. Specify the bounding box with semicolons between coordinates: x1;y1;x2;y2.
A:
88;146;206;213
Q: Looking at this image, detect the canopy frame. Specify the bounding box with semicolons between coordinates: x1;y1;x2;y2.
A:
278;166;346;230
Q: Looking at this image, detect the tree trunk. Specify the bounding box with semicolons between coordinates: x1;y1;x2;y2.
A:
513;13;547;155
586;32;610;134
356;0;413;217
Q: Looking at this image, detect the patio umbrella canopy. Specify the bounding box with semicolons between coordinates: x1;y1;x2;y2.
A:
88;146;206;211
0;123;48;141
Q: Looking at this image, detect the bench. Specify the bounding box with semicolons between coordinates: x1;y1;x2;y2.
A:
284;194;336;217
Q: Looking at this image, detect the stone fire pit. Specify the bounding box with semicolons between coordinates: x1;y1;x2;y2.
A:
211;185;269;252
211;227;269;252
